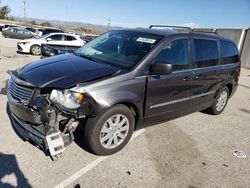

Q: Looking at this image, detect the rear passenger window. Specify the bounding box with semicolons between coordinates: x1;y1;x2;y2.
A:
221;41;239;64
154;39;189;71
194;39;219;67
49;34;63;41
65;35;77;41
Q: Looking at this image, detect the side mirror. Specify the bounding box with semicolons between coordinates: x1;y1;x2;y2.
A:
46;38;52;42
150;62;173;75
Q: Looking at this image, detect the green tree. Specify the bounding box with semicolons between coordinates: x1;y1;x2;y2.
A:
0;0;11;19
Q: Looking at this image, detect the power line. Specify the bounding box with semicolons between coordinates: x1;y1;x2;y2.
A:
108;19;110;31
23;0;26;23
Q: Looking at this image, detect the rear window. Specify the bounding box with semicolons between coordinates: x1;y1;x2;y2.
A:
194;39;219;68
221;40;239;64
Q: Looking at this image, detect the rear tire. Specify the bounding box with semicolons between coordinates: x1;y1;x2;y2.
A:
84;104;135;155
30;45;41;55
205;87;229;115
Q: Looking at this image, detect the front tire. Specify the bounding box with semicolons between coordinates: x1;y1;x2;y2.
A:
30;45;41;55
206;87;229;115
84;105;135;155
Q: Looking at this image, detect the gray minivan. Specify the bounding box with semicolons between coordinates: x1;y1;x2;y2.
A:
6;25;240;158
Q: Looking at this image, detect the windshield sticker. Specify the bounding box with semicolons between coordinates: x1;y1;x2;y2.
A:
136;37;156;44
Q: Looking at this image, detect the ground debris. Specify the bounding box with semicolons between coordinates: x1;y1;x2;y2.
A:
233;150;247;158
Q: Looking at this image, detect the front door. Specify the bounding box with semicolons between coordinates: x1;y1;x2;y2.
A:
145;38;194;123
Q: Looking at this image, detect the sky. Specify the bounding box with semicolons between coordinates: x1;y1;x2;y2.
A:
1;0;250;28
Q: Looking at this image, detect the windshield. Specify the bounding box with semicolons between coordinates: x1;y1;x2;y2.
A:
76;31;163;69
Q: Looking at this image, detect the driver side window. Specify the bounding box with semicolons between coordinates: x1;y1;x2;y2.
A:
154;39;190;71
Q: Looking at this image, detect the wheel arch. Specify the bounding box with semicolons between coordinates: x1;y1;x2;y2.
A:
225;83;233;96
114;101;141;130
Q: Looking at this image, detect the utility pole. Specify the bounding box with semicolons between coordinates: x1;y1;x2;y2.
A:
23;0;27;24
107;19;110;31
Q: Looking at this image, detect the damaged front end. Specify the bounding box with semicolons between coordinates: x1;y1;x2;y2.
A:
7;72;89;159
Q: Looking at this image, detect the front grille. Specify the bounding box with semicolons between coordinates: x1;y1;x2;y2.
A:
8;79;34;104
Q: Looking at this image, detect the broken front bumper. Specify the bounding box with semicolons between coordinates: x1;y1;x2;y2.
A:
10;112;47;149
6;78;81;157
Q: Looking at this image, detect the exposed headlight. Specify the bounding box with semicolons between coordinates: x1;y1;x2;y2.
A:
50;89;85;109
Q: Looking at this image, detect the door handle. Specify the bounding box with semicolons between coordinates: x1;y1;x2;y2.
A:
194;75;202;79
183;76;192;81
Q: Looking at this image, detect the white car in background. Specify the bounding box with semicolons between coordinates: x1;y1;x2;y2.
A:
17;33;86;55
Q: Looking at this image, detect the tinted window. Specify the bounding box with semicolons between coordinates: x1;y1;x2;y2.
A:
26;28;36;33
154;39;189;71
194;39;219;67
65;35;76;41
49;34;63;41
221;40;239;64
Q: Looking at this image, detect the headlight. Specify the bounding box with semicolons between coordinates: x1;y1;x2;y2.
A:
50;89;85;109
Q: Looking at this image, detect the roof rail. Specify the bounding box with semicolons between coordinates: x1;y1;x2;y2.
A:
192;29;218;35
149;25;219;35
149;25;192;31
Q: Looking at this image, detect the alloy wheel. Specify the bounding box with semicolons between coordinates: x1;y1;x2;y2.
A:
216;90;228;112
99;114;129;149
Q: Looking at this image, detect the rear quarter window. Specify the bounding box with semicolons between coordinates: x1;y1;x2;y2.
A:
221;40;239;64
194;39;219;68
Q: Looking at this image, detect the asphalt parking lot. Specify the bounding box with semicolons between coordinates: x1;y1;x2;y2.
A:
0;33;250;188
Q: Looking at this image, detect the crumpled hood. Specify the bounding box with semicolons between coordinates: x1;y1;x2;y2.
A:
18;54;119;88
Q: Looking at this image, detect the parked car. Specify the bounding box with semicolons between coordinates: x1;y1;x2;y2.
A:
0;24;21;31
81;34;98;43
6;25;240;159
41;43;81;58
17;33;85;55
25;27;44;36
2;27;36;39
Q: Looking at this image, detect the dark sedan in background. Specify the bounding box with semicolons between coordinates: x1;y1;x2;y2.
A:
2;27;36;39
41;44;80;58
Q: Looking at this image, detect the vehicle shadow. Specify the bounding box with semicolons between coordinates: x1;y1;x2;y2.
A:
73;126;95;155
0;85;7;95
0;152;32;188
16;51;30;55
